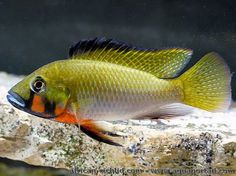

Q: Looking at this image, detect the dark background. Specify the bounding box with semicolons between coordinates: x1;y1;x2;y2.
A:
0;0;235;99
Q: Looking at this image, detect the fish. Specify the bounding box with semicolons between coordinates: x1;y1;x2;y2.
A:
7;38;231;146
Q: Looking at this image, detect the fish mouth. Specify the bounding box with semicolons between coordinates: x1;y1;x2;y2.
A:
7;90;26;110
7;90;56;119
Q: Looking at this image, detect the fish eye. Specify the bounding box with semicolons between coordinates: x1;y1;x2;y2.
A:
31;76;46;93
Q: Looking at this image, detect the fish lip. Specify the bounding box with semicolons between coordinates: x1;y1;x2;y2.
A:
7;90;26;109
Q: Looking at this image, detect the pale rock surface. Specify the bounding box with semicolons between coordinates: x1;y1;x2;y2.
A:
0;72;235;176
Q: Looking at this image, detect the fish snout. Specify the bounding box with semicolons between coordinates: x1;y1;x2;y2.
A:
7;90;26;109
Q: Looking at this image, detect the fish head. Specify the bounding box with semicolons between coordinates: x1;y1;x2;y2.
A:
7;71;70;119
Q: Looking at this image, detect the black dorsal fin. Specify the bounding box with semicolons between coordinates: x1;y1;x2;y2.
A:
68;37;193;78
69;37;135;57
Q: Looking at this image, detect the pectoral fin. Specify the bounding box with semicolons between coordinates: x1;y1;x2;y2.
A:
76;119;123;147
53;107;123;146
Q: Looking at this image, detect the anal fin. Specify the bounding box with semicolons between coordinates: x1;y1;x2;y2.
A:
138;103;194;120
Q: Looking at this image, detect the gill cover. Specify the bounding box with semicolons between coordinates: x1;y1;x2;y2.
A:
30;76;71;118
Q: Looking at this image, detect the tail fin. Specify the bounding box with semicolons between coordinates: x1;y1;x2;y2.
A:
179;52;231;112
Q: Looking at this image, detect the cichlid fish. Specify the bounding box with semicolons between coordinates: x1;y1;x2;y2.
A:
7;38;231;146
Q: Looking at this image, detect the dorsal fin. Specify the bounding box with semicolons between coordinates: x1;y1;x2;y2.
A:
69;37;134;56
69;37;193;78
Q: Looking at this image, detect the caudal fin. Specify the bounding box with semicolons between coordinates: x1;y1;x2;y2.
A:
179;52;231;112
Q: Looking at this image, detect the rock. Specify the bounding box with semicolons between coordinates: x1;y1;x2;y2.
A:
0;157;69;176
0;71;236;175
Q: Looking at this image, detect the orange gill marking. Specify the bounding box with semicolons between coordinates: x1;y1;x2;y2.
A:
54;105;66;116
31;95;45;113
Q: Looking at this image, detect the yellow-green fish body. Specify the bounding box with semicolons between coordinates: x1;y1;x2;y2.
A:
7;38;231;146
33;59;183;121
